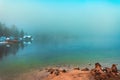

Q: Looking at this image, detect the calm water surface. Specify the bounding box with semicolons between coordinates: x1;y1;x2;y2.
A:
0;38;120;75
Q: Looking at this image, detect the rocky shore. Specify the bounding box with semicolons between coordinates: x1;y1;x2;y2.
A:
12;63;120;80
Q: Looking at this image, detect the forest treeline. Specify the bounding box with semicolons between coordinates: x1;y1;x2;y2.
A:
0;22;25;38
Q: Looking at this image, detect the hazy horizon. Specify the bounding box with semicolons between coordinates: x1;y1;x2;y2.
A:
0;0;120;35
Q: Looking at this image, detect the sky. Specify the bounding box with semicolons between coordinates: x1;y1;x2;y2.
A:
0;0;120;37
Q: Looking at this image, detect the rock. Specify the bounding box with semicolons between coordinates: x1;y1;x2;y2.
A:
47;68;55;74
74;67;80;70
62;69;67;73
95;63;102;68
103;67;112;73
89;63;91;66
81;68;89;71
54;69;60;76
111;64;118;74
91;63;120;80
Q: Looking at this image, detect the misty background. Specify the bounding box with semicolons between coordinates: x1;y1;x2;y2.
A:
0;0;120;50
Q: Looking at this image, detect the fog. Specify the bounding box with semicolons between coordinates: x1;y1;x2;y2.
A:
0;0;120;44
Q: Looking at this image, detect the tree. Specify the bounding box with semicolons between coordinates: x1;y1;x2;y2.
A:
20;29;24;38
10;24;19;38
0;22;25;39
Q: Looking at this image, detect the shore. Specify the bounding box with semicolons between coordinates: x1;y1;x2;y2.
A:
0;63;120;80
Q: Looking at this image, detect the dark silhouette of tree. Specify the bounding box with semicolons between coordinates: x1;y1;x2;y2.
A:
0;22;25;39
0;22;5;36
10;25;19;38
20;29;24;38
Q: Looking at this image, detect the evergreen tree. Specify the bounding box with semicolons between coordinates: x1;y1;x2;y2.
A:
20;29;24;38
10;25;19;38
0;22;26;39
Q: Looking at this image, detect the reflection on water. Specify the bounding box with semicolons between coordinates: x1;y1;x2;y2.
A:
0;41;32;60
0;38;120;76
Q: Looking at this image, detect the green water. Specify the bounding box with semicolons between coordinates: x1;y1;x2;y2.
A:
0;39;120;76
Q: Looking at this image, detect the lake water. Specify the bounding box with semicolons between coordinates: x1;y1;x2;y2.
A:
0;38;120;76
